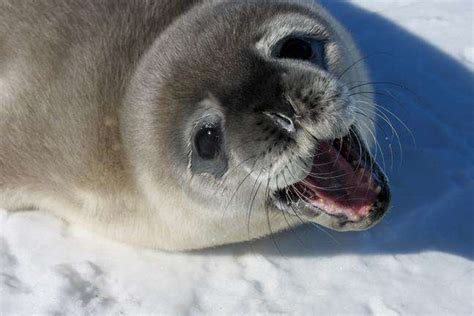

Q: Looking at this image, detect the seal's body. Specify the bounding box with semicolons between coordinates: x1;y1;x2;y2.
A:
0;0;390;250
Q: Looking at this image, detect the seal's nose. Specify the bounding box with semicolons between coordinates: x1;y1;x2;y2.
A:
264;112;296;133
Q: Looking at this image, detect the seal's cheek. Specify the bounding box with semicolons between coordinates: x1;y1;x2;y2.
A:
190;122;228;178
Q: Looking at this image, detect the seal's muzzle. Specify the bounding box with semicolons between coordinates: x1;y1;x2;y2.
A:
273;130;391;231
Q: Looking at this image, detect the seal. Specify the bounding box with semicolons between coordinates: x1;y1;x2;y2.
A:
0;0;391;250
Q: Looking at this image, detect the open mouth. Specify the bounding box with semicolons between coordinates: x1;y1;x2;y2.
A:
273;130;391;231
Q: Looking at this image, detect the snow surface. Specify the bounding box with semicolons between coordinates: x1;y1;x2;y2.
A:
1;0;473;315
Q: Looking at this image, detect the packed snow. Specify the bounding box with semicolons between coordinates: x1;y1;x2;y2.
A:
1;0;473;315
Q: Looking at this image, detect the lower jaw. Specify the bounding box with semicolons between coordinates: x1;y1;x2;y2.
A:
279;198;388;231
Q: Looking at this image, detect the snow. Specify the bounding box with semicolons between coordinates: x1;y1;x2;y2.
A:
1;1;473;315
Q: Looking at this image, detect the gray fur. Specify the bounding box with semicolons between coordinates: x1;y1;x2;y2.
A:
0;0;382;250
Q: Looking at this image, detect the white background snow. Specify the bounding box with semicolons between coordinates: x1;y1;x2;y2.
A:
1;0;473;315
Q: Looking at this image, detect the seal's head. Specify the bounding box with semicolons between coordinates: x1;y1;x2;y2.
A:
123;0;391;250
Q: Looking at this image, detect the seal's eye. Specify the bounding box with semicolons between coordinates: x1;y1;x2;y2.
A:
278;38;313;60
195;125;221;160
274;37;325;66
190;116;227;178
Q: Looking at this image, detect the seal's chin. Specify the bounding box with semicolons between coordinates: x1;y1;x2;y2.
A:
273;130;391;231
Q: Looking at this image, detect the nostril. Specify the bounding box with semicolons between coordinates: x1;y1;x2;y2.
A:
264;112;296;133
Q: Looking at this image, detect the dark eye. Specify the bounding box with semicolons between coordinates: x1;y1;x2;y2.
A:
195;125;221;160
277;37;313;60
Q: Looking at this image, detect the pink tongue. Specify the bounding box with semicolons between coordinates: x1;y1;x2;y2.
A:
296;142;378;221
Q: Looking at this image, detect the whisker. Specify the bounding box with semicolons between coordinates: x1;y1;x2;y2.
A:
349;81;420;101
375;102;416;147
337;52;393;81
271;174;308;248
222;154;263;219
356;104;402;170
246;168;264;239
354;109;395;172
